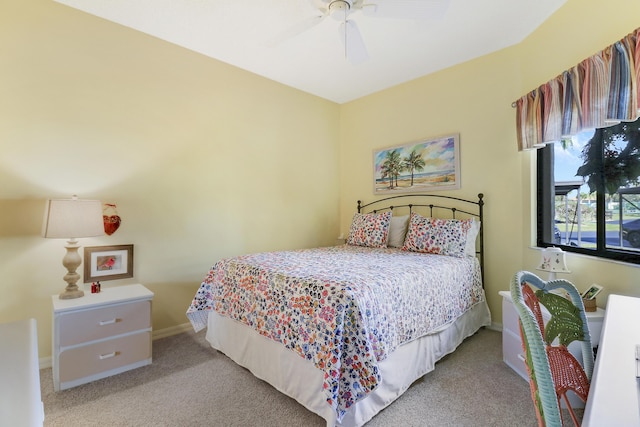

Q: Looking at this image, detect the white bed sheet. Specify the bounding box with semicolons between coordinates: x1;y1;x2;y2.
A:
205;294;491;427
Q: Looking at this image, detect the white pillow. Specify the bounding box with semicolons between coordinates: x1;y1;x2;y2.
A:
464;219;481;257
388;215;409;248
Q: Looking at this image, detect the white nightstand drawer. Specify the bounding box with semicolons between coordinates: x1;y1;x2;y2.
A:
58;331;151;383
502;296;521;336
58;300;151;347
502;328;528;380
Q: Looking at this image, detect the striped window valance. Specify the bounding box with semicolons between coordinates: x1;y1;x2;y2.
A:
516;27;640;151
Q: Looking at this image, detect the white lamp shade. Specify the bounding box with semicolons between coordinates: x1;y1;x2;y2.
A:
42;197;104;239
538;247;570;273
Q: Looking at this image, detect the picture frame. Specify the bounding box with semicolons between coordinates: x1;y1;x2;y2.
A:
581;284;603;300
373;134;461;194
84;244;134;283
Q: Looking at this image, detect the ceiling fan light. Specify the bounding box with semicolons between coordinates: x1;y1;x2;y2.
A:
329;0;351;22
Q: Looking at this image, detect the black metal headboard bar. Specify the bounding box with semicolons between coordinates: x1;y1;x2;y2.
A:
358;193;484;213
362;203;478;218
356;193;485;285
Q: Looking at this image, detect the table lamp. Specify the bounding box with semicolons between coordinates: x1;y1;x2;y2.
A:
537;246;571;280
42;195;104;299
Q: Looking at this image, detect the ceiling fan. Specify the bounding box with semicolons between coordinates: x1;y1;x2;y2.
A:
270;0;450;64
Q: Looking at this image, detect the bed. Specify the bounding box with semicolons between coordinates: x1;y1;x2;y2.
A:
187;194;491;427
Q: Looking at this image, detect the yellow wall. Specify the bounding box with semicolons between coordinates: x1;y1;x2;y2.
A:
340;0;640;324
0;0;340;357
2;0;640;361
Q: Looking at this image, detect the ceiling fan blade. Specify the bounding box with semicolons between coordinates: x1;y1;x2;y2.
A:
361;0;450;20
338;20;369;64
267;13;327;47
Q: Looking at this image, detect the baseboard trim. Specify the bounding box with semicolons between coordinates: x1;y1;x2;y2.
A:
40;356;52;370
487;322;502;332
39;323;194;370
152;323;193;340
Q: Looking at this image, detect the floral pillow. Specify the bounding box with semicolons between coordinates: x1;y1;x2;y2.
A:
402;213;474;257
347;211;392;248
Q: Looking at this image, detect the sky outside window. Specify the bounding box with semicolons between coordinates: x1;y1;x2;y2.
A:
554;131;595;194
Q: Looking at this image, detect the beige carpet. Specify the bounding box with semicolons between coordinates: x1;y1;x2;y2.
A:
41;328;540;426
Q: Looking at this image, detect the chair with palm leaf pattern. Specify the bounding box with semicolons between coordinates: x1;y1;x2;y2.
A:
510;271;594;427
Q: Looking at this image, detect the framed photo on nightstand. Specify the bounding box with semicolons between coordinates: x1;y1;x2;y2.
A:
84;244;134;282
582;284;603;300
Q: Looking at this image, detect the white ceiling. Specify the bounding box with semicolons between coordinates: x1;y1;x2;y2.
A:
54;0;566;104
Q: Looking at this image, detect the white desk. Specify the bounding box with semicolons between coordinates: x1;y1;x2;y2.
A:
0;318;44;427
583;295;640;426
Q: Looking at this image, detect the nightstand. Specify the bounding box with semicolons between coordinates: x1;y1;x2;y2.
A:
499;290;604;408
52;284;153;391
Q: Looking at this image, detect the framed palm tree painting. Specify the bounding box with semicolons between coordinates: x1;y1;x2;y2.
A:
373;134;461;194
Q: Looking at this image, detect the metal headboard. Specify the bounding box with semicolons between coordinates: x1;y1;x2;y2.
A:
357;193;485;284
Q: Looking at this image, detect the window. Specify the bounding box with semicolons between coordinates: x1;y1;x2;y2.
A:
537;116;640;264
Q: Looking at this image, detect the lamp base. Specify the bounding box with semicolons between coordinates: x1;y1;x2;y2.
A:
59;287;84;299
59;239;85;299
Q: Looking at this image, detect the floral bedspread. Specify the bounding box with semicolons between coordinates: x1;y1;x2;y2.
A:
186;245;484;421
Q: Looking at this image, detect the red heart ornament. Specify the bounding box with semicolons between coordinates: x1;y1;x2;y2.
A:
103;215;121;235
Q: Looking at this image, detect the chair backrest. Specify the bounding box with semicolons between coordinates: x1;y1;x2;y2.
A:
510;271;594;426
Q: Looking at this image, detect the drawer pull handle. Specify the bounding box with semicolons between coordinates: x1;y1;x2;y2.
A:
517;353;526;362
99;352;118;360
99;318;118;326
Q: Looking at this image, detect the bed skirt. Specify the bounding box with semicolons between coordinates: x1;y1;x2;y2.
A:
204;293;491;427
